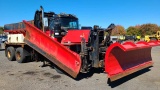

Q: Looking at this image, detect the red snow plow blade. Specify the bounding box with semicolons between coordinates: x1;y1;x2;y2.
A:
105;41;160;81
23;21;81;78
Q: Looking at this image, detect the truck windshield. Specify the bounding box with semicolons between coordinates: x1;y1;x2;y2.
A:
60;18;79;29
49;17;79;30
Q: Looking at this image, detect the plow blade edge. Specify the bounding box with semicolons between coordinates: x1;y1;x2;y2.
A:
105;41;160;81
23;21;81;78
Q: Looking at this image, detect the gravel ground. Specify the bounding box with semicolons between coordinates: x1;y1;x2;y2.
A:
0;46;160;90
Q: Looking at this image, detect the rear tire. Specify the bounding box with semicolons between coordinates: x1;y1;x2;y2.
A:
15;47;27;63
6;46;15;61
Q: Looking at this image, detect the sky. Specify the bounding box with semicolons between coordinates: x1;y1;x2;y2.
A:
0;0;160;29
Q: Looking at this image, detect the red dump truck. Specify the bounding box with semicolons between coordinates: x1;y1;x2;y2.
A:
4;6;160;81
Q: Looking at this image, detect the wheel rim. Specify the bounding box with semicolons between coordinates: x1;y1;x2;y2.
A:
7;51;11;58
16;52;21;60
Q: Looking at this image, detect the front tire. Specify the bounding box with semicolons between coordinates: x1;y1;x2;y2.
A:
15;47;27;63
6;46;15;61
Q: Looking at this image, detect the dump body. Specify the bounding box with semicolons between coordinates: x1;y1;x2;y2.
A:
4;20;34;30
4;21;34;35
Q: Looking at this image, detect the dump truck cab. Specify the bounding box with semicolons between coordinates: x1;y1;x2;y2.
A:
33;8;79;38
49;13;79;38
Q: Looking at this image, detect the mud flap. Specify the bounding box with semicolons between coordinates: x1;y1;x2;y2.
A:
23;21;81;78
105;41;160;81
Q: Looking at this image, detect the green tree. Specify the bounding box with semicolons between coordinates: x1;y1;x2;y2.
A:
126;26;140;35
0;27;4;34
111;25;126;36
139;24;159;37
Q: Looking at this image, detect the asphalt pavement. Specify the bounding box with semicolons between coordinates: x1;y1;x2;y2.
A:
0;46;160;90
